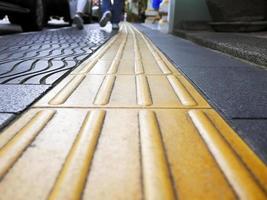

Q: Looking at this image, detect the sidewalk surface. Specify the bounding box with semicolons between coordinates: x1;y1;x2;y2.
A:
175;29;267;67
0;24;113;129
0;23;266;199
137;24;267;163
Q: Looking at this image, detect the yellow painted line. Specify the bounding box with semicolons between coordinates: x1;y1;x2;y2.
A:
189;110;266;199
136;75;153;106
49;75;85;105
48;110;105;200
139;110;176;200
94;75;116;105
0;110;55;178
167;75;197;106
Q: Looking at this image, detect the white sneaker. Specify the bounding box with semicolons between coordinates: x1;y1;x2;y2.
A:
99;11;112;27
112;23;119;30
73;14;84;30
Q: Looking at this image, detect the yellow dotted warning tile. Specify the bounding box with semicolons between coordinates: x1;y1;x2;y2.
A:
0;22;266;200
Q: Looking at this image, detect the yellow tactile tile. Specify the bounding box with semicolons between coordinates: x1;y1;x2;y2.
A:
71;25;179;76
0;110;55;178
34;74;209;108
49;110;105;200
0;23;266;200
0;109;266;200
139;110;176;200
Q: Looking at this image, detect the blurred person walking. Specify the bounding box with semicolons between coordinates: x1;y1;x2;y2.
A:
69;0;89;29
99;0;123;30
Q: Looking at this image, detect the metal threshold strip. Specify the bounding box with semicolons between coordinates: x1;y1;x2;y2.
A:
0;23;266;200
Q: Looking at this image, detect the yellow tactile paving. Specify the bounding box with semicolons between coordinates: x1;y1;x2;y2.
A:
0;23;266;200
71;25;177;76
34;74;208;108
49;111;105;200
0;110;55;178
139;110;176;200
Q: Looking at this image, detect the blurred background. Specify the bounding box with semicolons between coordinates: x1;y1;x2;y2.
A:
0;0;266;35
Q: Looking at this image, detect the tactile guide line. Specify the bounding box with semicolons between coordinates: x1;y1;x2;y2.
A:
0;23;266;200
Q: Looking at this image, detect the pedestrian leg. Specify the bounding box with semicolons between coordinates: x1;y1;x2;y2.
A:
99;0;112;27
102;0;111;13
72;0;86;29
111;0;123;29
77;0;89;14
69;0;78;19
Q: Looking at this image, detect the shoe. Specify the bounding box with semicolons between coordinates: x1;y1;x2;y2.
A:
99;11;112;27
112;23;119;30
73;14;84;30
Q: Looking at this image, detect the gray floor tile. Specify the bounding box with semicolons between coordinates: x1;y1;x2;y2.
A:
230;119;267;163
0;24;113;85
0;60;77;84
0;113;15;130
0;84;50;113
181;66;267;118
136;24;256;68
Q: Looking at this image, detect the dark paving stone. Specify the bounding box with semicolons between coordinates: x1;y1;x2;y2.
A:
136;24;256;68
0;24;114;85
181;66;267;119
176;31;267;67
0;84;50;113
230;119;267;163
0;113;15;130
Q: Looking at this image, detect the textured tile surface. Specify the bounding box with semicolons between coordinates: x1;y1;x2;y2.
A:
181;66;267;118
0;23;266;200
0;85;50;113
0;113;15;130
0;25;113;85
0;24;114;129
0;109;266;200
135;24;253;68
135;24;267;166
231;119;267;163
175;31;267;67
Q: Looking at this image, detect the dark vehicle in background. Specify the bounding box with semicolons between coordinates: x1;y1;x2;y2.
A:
0;0;93;31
